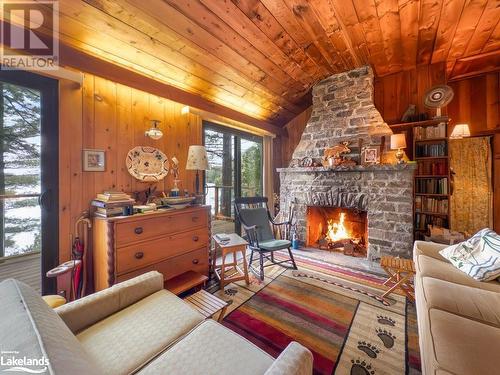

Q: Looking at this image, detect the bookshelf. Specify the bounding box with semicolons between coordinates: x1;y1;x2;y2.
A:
390;117;451;240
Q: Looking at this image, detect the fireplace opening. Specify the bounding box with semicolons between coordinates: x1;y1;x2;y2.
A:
306;206;368;257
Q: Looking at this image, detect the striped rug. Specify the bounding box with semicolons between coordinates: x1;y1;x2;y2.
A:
213;252;421;375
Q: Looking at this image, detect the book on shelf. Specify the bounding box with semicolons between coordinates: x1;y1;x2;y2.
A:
416;160;447;175
413;122;446;140
415;178;448;194
414;213;448;231
415;142;447;157
414;197;448;214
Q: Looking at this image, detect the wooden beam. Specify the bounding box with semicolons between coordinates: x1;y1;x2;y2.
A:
59;44;283;135
448;50;500;81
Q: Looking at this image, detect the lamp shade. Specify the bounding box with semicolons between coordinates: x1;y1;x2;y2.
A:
450;124;471;139
186;145;209;170
390;134;407;150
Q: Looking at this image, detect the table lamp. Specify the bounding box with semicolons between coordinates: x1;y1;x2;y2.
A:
450;124;470;139
186;145;209;196
390;134;407;164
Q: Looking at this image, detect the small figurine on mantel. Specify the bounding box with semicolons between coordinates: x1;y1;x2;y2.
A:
321;141;357;168
170;156;181;197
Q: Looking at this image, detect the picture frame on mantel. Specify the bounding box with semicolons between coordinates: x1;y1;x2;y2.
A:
361;146;380;166
82;149;105;172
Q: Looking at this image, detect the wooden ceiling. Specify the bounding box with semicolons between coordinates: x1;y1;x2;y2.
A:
20;1;500;126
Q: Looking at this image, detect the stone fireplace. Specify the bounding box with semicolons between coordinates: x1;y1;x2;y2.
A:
278;66;415;260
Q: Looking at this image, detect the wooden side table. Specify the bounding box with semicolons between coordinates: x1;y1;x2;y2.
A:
212;233;250;288
184;289;229;322
380;256;416;302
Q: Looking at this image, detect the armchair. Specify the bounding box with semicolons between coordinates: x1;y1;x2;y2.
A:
235;197;297;280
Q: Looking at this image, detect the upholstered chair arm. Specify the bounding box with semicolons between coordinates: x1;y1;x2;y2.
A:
264;342;313;375
55;271;164;333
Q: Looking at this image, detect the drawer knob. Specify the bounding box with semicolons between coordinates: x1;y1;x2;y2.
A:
134;252;144;259
134;227;143;235
192;235;199;242
192;216;199;222
192;259;199;264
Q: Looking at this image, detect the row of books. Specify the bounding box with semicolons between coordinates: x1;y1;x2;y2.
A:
413;123;446;140
415;213;449;231
415;178;448;194
416;160;448;176
415;197;449;214
92;191;135;218
415;142;447;158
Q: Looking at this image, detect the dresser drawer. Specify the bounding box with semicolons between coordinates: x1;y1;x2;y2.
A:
116;228;208;275
114;210;207;246
115;247;209;284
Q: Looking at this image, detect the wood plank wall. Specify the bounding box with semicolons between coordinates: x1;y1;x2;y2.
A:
373;63;447;123
59;74;202;261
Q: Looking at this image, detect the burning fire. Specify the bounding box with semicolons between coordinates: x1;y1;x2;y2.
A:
326;213;350;242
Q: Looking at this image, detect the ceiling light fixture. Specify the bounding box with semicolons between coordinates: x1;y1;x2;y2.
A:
145;119;163;140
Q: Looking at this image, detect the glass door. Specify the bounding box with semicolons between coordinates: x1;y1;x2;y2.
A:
203;122;262;234
0;71;58;294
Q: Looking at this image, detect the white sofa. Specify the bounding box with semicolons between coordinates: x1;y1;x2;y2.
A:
413;241;500;375
0;271;313;375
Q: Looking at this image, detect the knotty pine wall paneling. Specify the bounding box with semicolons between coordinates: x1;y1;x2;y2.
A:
373;62;447;123
59;73;202;262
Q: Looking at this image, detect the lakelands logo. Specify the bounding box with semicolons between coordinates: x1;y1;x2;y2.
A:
0;351;49;373
1;0;59;70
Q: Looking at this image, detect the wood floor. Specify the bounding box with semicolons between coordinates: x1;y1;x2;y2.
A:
0;253;41;293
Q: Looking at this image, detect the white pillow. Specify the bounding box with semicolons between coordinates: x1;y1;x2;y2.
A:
439;228;500;281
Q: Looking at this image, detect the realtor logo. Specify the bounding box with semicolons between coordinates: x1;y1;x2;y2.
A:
1;0;59;70
1;351;49;373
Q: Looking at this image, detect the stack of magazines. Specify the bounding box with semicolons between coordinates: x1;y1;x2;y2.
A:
91;191;135;218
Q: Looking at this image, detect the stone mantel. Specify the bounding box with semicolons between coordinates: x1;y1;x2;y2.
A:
277;163;417;174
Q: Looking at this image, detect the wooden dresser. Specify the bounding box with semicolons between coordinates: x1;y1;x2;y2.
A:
93;206;210;291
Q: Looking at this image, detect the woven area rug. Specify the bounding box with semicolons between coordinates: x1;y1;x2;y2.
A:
209;251;421;375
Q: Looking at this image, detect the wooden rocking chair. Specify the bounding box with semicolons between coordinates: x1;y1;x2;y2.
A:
234;197;297;280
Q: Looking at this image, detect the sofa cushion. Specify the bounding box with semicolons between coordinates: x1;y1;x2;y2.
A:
417;255;500;292
138;320;274;375
439;228;500;281
56;271;164;333
77;289;204;375
0;279;99;375
260;239;291;251
428;309;500;375
420;276;500;326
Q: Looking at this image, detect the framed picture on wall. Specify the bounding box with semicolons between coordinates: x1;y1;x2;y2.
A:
361;146;380;165
83;149;105;171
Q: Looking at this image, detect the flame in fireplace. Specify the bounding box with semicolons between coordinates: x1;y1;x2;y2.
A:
326;213;350;242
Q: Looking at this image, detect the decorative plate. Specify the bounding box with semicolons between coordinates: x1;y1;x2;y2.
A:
126;146;169;182
162;196;195;205
424;85;454;108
